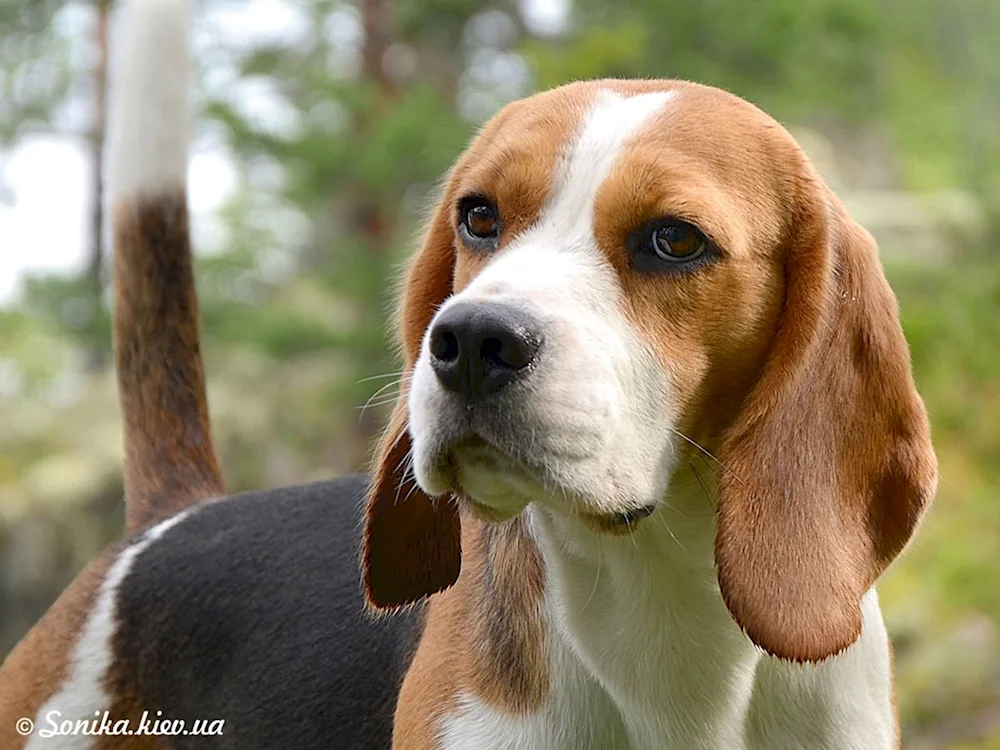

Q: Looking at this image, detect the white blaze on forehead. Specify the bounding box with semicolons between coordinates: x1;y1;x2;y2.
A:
462;88;674;303
539;89;675;249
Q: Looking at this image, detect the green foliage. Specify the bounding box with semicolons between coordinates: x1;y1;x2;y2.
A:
0;0;72;144
528;0;883;117
0;306;75;397
18;273;110;351
880;258;1000;744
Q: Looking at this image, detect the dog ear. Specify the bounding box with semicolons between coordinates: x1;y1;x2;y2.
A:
362;196;463;611
362;399;461;610
715;176;937;662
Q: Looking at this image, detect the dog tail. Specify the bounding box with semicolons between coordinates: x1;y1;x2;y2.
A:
108;0;224;532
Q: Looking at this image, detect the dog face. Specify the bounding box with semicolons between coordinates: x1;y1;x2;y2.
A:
408;85;784;530
363;80;937;663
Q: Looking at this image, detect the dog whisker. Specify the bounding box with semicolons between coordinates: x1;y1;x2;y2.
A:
356;396;400;412
689;461;717;511
386;418;410;457
357;379;406;421
653;505;687;552
580;534;603;615
391;448;415;507
668;427;745;486
356;371;410;385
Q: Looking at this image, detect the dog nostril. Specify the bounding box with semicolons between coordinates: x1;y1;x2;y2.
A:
480;336;504;367
430;329;460;362
482;334;533;370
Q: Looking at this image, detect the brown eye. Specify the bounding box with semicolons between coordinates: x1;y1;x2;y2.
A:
467;205;498;237
458;196;500;250
652;221;706;261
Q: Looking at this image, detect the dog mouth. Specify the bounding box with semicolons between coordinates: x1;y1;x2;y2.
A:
613;504;657;523
441;435;537;522
579;503;657;534
443;434;657;533
451;433;511;463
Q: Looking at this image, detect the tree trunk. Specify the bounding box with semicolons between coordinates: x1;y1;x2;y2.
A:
84;0;110;372
350;0;398;464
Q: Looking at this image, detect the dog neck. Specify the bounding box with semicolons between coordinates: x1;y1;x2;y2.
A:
531;460;720;573
514;463;761;746
426;460;895;748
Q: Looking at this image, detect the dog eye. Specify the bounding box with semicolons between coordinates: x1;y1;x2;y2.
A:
458;197;501;248
467;204;498;238
651;221;706;262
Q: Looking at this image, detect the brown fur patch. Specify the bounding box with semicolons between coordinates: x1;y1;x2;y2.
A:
392;516;547;748
0;545;168;750
713;189;936;662
448;86;591;290
594;82;792;451
363;400;463;610
468;517;548;711
112;196;225;532
96;667;169;750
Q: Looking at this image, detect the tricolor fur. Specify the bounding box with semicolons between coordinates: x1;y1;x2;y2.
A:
0;0;936;748
365;81;936;748
1;1;417;747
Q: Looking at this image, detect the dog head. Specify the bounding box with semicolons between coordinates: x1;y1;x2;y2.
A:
362;80;936;662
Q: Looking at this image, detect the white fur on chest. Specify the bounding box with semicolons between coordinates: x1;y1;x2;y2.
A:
438;505;897;750
535;505;759;749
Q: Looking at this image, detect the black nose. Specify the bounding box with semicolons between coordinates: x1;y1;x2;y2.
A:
428;301;542;399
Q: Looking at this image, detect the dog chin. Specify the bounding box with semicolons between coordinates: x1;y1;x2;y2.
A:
415;433;665;536
413;435;538;521
458;495;523;524
454;444;537;519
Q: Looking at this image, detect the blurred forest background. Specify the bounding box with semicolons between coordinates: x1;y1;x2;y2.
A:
1;0;998;746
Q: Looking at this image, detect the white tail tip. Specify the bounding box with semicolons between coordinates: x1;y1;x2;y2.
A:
107;0;190;199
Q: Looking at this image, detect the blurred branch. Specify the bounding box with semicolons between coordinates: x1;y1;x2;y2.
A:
84;0;111;372
361;0;395;99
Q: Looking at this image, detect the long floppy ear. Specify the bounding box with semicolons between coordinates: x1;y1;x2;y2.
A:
715;175;937;662
362;197;463;611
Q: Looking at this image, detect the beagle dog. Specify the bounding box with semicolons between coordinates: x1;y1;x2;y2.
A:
0;0;936;748
365;77;938;747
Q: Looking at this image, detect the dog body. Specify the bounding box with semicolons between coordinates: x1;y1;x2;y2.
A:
0;0;936;748
12;476;419;749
